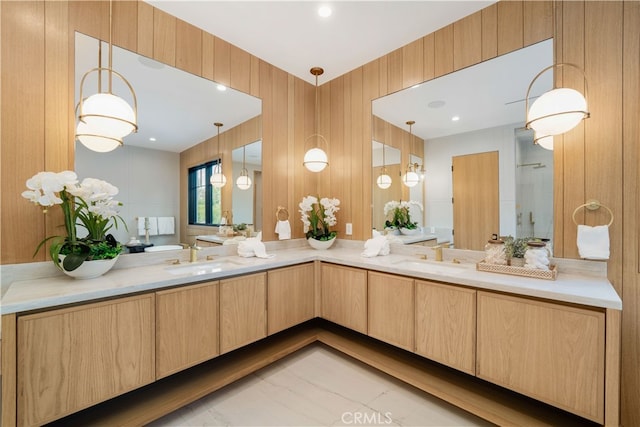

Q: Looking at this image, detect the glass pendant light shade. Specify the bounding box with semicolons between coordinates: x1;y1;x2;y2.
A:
211;164;227;188
236;173;252;190
377;173;392;189
527;88;588;136
303;147;328;172
79;92;136;138
76;121;122;152
402;170;420;187
536;135;554;151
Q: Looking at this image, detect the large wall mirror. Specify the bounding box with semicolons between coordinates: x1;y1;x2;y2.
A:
372;39;553;250
74;33;262;247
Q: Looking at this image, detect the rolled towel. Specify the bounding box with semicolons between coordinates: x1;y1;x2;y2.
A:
275;220;291;240
237;232;274;258
577;224;610;260
361;231;389;257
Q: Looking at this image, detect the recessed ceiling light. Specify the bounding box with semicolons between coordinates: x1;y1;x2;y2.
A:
318;5;332;18
451;116;460;122
217;84;227;92
428;100;446;109
149;137;156;142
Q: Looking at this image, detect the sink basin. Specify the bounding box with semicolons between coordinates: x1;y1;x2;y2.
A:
165;259;244;276
395;259;468;275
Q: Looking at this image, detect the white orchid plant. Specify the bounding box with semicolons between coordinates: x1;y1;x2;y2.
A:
384;200;423;230
299;195;340;241
22;170;126;272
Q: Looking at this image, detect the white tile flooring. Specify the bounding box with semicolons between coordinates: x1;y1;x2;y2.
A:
149;344;494;427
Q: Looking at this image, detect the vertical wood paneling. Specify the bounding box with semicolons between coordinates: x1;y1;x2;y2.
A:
622;2;640;424
585;2;623;287
402;38;423;88
69;0;108;41
330;76;346;230
113;1;137;52
176;19;202;77
214;37;231;87
259;60;274;238
497;1;523;55
230;45;251;95
136;1;153;58
153;8;176;66
453;11;482;71
422;33;435;82
552;2;565;258
481;3;498;61
250;55;260;98
524;1;553;46
378;55;388;96
434;25;454;78
270;67;288;241
201;32;214;80
1;1;46;264
350;68;364;239
317;79;332;198
387;47;403;94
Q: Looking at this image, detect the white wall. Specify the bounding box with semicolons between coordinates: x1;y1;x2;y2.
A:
231;161;261;225
423;123;518;242
76;144;181;247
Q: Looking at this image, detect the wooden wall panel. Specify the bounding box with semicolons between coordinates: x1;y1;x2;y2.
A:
453;11;482;71
481;3;498;61
153;8;176;66
112;1;137;53
213;37;231;87
136;1;153;58
1;1;46;264
497;1;523;56
350;69;365;239
201;32;215;80
176;19;202;77
422;33;435;82
402;39;423;88
387;48;403;95
69;1;108;41
524;1;553;47
622;2;640;425
230;45;251;95
329;76;347;233
434;25;454;78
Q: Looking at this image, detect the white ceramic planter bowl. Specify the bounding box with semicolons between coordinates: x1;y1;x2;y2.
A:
307;237;336;250
59;255;119;279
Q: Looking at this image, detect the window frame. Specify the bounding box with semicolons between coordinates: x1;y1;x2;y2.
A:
188;160;222;226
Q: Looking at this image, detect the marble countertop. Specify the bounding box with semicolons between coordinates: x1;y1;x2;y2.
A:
0;240;622;315
393;233;438;244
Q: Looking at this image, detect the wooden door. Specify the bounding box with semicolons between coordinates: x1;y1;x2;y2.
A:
156;281;219;379
220;272;267;354
452;151;499;250
267;263;315;334
368;272;414;351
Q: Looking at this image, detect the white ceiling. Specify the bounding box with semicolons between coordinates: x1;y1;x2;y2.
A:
145;0;495;85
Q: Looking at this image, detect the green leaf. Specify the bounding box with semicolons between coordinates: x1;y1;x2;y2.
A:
62;252;89;272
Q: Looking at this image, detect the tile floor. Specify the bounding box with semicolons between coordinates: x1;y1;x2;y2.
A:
149;344;493;427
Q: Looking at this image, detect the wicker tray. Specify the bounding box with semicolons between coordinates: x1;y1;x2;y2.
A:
476;261;558;281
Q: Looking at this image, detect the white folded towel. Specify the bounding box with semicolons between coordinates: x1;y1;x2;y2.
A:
237;232;274;258
275;220;291;240
223;236;245;245
157;217;175;235
361;231;390;257
137;217;159;236
577;224;610;260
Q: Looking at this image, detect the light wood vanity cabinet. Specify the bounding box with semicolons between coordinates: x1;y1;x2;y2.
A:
476;291;605;423
17;294;155;426
267;263;315;335
156;281;219;379
321;263;368;334
367;272;414;351
219;272;267;353
415;280;476;375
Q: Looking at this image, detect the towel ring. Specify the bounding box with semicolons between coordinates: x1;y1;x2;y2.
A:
276;206;289;221
572;199;614;227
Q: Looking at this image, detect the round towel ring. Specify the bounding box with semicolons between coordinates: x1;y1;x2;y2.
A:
276;207;289;221
572;199;614;227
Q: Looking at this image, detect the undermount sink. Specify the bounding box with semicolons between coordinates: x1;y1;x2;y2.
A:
395;259;469;275
165;259;244;276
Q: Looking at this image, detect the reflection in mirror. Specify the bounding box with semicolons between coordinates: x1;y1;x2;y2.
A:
232;140;263;231
372;39;553;249
372;141;401;230
74;32;262;247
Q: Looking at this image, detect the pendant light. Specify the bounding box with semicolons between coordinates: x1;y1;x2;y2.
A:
236;144;252;190
376;143;392;189
76;0;138;152
525;63;589;146
402;121;420;188
211;122;227;188
303;67;329;172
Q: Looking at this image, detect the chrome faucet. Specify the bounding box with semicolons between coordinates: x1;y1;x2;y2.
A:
431;245;443;262
189;244;201;263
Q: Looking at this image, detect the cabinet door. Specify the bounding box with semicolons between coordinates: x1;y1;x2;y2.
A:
321;263;367;333
220;272;267;353
17;294;155;426
415;280;476;374
477;292;605;423
267;263;315;335
156;281;219;379
368;272;414;351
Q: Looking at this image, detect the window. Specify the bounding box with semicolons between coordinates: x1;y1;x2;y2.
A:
188;160;222;226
